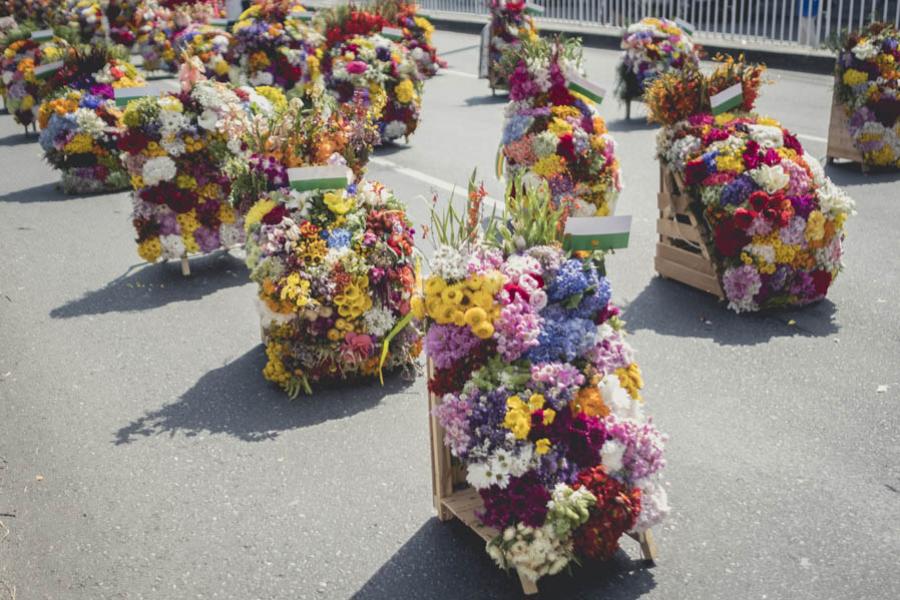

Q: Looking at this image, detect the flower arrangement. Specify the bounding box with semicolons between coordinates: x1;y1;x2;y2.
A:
61;0;106;44
176;25;233;82
499;38;622;217
136;0;213;73
649;59;855;312
321;31;422;143
1;33;67;128
484;0;537;90
834;22;900;168
416;177;668;584
38;45;144;193
616;17;699;103
118;77;263;264
372;0;443;79
105;0;143;47
228;0;321;94
243;175;420;396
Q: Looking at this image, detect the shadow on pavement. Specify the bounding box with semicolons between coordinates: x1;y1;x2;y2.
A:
463;94;508;106
353;519;656;600
0;131;36;147
374;141;413;156
0;182;68;203
113;348;415;444
605;117;657;132
621;277;839;345
50;252;249;318
823;163;900;187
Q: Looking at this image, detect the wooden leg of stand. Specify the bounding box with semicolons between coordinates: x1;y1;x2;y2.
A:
637;529;658;562
180;256;190;276
517;571;539;596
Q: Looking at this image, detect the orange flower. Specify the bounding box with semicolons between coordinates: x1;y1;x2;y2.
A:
570;387;609;418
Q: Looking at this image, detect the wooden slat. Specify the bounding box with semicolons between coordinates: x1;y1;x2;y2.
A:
656;243;716;276
658;192;692;213
427;359;454;521
627;530;658;562
657;218;702;244
656;256;725;298
441;488;497;542
826;96;864;163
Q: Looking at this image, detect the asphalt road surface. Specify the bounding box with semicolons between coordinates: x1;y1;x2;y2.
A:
1;29;899;600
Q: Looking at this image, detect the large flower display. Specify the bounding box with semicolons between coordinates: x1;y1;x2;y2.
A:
372;0;443;79
1;33;67;129
119;78;264;264
176;25;232;82
483;0;537;91
240;101;419;394
321;31;422;143
136;0;213;73
499;39;622;217
60;0;106;44
648;59;855;312
417;180;668;584
105;0;143;47
835;22;900;168
38;45;143;193
616;17;699;104
228;0;321;94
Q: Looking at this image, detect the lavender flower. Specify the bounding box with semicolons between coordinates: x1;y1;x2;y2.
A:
424;324;481;369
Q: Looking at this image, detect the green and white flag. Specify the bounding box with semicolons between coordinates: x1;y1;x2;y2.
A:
209;18;230;29
114;81;178;106
524;3;544;16
380;27;404;41
563;216;631;251
33;61;62;80
566;72;605;105
293;11;313;21
30;29;53;42
710;83;743;115
288;165;352;192
674;17;695;36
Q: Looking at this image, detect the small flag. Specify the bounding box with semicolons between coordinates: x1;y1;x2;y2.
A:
114;81;178;106
566;72;606;105
710;82;743;115
33;60;62;79
380;26;404;41
674;17;695;36
30;29;53;42
287;165;352;192
524;3;544;16
563;216;632;251
208;18;230;29
495;145;505;180
292;11;313;21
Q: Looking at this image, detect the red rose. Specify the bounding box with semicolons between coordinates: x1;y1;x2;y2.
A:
261;203;288;225
733;208;756;229
811;270;832;296
715;219;750;257
748;190;769;212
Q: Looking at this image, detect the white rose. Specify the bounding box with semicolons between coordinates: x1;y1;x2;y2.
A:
750;163;790;193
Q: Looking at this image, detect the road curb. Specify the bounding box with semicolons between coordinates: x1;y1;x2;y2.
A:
429;14;837;76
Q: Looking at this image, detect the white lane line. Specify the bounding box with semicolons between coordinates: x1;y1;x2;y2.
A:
440;68;478;79
370;157;501;210
797;133;828;144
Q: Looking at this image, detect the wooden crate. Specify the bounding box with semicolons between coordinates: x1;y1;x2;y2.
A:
427;360;658;596
825;95;867;172
655;165;725;299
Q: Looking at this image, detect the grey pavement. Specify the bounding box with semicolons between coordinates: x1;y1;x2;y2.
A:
1;29;899;600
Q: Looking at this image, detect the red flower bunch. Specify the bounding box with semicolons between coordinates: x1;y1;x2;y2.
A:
326;10;386;45
479;472;551;529
572;465;641;561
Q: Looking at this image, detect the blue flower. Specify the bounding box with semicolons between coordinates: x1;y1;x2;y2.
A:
720;174;757;206
525;306;598;363
547;259;590;303
502;114;534;145
326;228;351;249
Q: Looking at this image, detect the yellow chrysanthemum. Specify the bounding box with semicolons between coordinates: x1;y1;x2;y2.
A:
137;237;162;262
245;198;277;230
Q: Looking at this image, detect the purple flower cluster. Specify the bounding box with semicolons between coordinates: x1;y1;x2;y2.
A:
494;296;541;361
604;417;667;484
424;324;481;369
432;393;472;457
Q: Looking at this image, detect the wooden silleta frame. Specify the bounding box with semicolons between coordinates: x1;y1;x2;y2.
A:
655;165;725;299
426;360;658;596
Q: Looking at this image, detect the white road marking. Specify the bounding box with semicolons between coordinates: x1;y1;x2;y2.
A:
797;133;828;144
370;157;501;209
440;68;478;79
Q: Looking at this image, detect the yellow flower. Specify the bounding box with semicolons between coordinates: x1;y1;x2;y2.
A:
716;153;744;174
410;295;425;319
527;393;545;411
472;321;494;340
548;117;573;136
842;68;869;87
176;174;197;190
464;307;488;327
394;79;417;104
532;155;566;178
281;272;312;308
805;210;826;242
615;364;644;401
503;395;531;440
254;86;287;111
64;133;94;154
440;284;464;305
324;191;354;215
714;112;735;125
245;198;277;230
137;237;162;262
535;438;552;455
